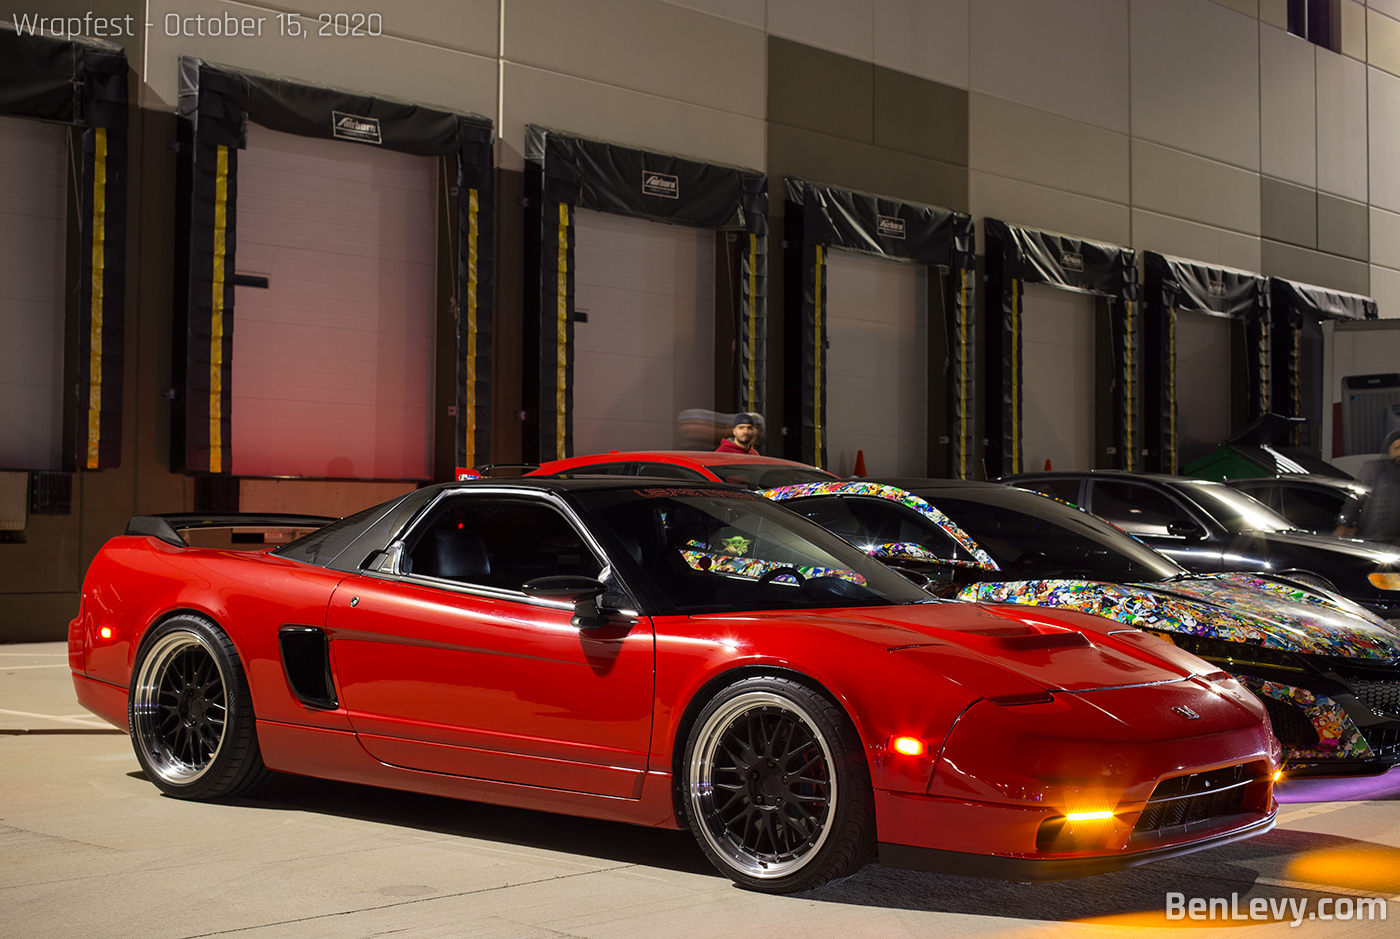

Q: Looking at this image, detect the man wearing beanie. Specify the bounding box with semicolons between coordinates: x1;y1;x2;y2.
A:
717;413;760;454
1336;429;1400;543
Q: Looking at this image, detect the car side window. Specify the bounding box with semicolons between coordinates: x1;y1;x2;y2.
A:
1239;483;1280;510
1089;482;1190;536
1023;478;1084;506
557;462;633;476
792;496;971;561
635;463;709;480
1278;486;1347;532
404;498;603;592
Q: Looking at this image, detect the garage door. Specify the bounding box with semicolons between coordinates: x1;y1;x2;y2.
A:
1175;310;1233;467
0;116;67;470
1021;283;1094;472
231;124;436;480
824;250;927;476
572;209;715;454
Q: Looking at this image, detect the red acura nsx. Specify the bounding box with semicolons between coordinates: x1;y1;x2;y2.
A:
69;478;1279;891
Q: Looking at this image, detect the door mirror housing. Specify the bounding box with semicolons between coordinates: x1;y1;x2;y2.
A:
1166;519;1205;540
522;575;610;629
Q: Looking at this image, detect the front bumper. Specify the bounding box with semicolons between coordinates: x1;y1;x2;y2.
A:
879;808;1275;881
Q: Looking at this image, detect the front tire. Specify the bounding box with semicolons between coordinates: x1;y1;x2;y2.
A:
681;676;875;892
129;614;267;800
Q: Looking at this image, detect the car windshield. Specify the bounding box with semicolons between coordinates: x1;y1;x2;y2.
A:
574;487;930;614
925;489;1185;582
705;464;839;489
1175;481;1296;533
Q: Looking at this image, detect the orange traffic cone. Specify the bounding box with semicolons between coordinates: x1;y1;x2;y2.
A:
1044;458;1052;471
853;450;867;477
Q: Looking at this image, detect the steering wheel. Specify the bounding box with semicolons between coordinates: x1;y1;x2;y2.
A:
751;566;806;596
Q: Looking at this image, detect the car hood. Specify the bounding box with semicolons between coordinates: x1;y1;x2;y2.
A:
755;601;1196;698
1230;528;1400;565
957;575;1400;660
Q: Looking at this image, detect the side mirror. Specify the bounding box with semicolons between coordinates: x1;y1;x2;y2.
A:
1166;519;1205;540
522;575;610;629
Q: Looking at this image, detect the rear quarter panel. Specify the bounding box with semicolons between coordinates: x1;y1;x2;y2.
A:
74;536;350;728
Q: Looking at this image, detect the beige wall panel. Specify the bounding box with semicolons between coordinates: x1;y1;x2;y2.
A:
1372;0;1400;22
768;0;874;60
768;124;969;213
969;171;1131;246
1131;210;1263;273
1131;0;1260;170
1369;264;1400;318
1342;0;1367;60
505;0;765;119
873;0;970;88
1262;239;1371;294
969;94;1129;203
1260;0;1288;30
1369;66;1400;212
500;62;766;172
1371;206;1400;269
1215;0;1257;15
969;0;1129;133
1317;51;1369;200
658;0;765;28
1259;25;1316;187
143;0;497;114
1131;139;1262;235
1370;7;1400;77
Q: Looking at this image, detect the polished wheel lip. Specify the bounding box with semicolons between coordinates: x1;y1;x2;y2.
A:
688;690;837;880
131;629;228;786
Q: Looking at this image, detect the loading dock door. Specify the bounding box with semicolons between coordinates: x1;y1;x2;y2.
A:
571;209;715;454
824;250;927;476
1174;310;1234;467
0;117;66;470
1021;283;1095;471
231;124;437;480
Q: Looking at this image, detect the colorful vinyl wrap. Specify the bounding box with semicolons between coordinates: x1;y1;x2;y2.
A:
1240;677;1373;760
679;546;867;586
956;577;1400;660
763;482;999;569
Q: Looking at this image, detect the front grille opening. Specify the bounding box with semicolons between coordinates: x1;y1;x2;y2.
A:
1131;764;1265;842
1260;695;1320;748
1360;725;1400;760
1352;681;1400;719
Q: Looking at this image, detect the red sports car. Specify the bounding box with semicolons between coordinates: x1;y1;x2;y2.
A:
70;479;1278;891
529;449;838;490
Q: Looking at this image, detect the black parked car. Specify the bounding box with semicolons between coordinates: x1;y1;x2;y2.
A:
762;478;1400;774
1226;475;1368;536
1006;471;1400;622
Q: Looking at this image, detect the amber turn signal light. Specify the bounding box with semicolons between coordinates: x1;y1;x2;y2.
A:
1368;572;1400;590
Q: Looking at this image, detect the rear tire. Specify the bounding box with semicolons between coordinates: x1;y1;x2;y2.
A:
129;614;268;800
681;676;875;892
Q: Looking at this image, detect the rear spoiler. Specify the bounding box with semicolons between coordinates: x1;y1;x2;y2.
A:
126;513;338;547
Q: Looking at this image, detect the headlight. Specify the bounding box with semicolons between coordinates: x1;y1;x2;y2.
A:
1368;572;1400;590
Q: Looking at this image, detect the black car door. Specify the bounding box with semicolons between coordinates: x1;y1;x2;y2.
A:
1087;479;1226;571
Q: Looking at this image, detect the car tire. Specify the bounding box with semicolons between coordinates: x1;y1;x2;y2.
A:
681;675;875;892
128;614;268;800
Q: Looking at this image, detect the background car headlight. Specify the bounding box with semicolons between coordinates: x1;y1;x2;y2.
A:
1368;572;1400;590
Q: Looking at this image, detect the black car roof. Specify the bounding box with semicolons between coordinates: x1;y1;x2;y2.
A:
1006;470;1204;484
436;476;749;495
867;477;1006;492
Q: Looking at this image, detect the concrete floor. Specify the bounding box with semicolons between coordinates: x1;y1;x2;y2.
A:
3;640;1399;939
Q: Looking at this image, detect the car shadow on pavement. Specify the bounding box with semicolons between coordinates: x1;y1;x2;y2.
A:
219;770;721;878
800;827;1394;920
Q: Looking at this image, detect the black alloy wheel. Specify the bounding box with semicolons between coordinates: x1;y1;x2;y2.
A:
682;676;874;892
129;614;268;800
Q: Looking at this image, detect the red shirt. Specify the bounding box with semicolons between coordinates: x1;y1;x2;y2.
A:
715;438;756;454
